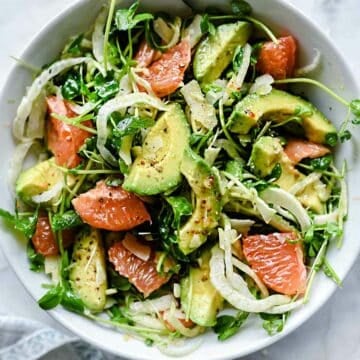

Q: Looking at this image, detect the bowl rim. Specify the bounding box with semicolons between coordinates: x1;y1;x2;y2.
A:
1;0;359;359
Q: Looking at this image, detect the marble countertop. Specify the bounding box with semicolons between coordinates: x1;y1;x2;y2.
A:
0;1;359;359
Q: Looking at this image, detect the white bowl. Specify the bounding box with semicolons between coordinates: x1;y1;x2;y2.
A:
0;0;359;359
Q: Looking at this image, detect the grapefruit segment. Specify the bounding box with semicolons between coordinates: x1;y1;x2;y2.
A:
108;241;169;297
284;139;330;164
134;39;157;67
72;181;151;231
141;39;191;97
32;215;74;256
257;36;297;80
46;96;93;168
242;232;307;296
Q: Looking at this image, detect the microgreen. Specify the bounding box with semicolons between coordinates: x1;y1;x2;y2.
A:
51;210;83;231
213;311;249;340
275;77;360;143
260;312;289;335
308;155;333;171
115;1;153;31
166;196;193;229
62;75;81;100
0;209;38;238
38;281;85;314
114;116;155;137
200;14;216;36
231;0;252;16
108;267;132;291
232;46;245;73
27;241;44;272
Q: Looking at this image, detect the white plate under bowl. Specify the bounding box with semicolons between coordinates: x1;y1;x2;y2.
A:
0;0;359;359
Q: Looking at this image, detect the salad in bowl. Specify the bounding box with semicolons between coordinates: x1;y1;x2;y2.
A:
1;0;360;355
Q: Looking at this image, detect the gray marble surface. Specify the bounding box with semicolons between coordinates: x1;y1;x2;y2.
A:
0;1;359;359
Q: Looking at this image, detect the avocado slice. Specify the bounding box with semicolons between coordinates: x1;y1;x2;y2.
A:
16;157;65;206
193;21;252;84
180;250;223;326
70;228;107;312
178;149;221;255
123;104;190;195
249;136;325;213
229;89;338;145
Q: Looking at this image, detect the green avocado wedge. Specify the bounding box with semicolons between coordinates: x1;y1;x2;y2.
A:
178;149;221;255
193;21;252;84
16;157;67;206
249;136;325;213
123;103;190;195
180;250;223;327
229;89;338;145
69;228;107;313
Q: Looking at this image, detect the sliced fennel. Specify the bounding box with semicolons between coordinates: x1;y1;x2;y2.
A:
289;172;322;195
32;179;64;204
294;48;321;77
210;246;292;313
232;257;269;298
249;74;274;95
13;57;92;141
129;295;176;314
8;140;42;188
219;223;253;298
260;186;312;233
92;6;108;63
154;17;181;49
223;43;252;103
181;80;218;133
26;91;47;139
181;15;203;48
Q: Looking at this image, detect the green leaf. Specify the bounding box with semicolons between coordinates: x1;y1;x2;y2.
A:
105;177;123;187
52;210;83;231
115;1;153;31
265;163;282;183
108;305;133;325
61;76;81;100
350;99;360;125
200;14;216;36
96;80;119;99
325;133;338;147
119;158;129;175
352;117;360;125
108;267;132;291
27;241;44;272
350;99;360;117
324;222;342;239
260;312;289;336
61;284;85;314
38;284;63;310
323;258;342;286
0;208;38;238
309;154;332;171
115;116;155;137
60;250;70;279
231;0;252;16
232;46;244;72
166;196;193;228
339;129;351;143
225;160;243;179
250;42;263;66
94;72;120;100
213;311;249;341
63;34;84;56
145;338;154;346
158;204;191;263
